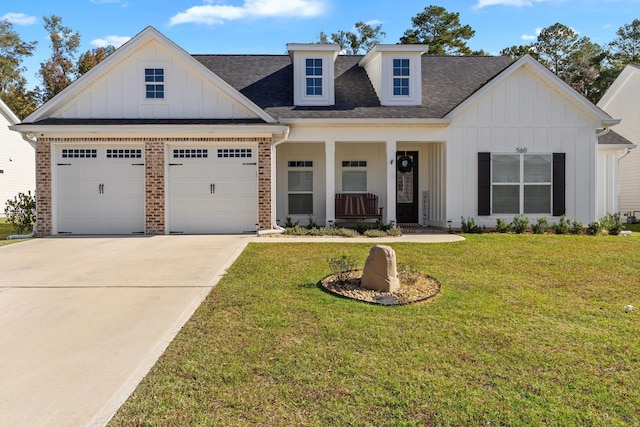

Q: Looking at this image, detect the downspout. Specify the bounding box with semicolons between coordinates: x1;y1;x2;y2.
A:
257;128;290;236
7;221;37;240
596;127;610;138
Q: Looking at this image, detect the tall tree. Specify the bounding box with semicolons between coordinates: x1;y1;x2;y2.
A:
565;37;605;102
36;15;80;103
77;45;115;77
532;23;579;79
0;19;38;117
399;5;475;55
608;18;640;66
499;44;533;60
317;21;385;54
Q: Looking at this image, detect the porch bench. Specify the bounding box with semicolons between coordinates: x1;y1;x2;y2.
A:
335;193;384;222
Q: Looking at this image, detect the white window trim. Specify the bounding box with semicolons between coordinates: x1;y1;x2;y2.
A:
287;161;314;216
491;153;553;215
341;160;368;193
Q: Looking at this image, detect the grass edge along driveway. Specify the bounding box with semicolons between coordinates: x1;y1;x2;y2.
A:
109;236;640;425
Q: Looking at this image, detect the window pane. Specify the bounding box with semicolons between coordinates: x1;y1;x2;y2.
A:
342;171;367;192
288;171;313;192
524;185;551;213
492;155;520;183
524;154;551;182
289;194;313;215
492;185;519;214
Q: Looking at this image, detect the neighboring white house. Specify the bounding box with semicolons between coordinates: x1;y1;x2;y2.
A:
1;99;35;217
597;64;640;220
12;27;634;235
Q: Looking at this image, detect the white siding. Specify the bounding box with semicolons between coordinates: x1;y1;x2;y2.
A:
0;111;35;216
55;40;258;120
447;65;600;226
597;67;640;214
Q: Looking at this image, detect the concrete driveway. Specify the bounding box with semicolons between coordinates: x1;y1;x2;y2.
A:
0;235;252;427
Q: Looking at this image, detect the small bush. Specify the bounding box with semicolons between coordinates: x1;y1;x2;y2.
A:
283;216;299;228
600;213;623;236
495;218;510;233
306;215;320;230
531;217;548;235
364;229;386;238
283;225;309;235
398;261;421;286
570;220;583;235
586;221;601;236
4;191;36;234
552;215;569;235
511;215;529;234
327;254;358;283
461;217;485;234
385;227;402;237
354;222;370;235
328;227;360;237
377;221;395;232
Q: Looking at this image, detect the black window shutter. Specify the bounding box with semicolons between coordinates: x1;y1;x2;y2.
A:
553;153;566;216
478;152;491;216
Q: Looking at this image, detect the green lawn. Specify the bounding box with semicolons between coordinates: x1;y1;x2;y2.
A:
0;217;29;247
110;235;639;426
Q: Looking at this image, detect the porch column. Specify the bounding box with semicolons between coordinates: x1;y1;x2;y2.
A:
325;140;336;227
386;140;397;225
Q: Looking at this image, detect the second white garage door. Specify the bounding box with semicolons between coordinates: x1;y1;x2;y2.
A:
168;146;258;234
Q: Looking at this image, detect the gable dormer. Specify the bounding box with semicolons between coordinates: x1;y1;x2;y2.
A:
287;44;340;107
359;44;428;106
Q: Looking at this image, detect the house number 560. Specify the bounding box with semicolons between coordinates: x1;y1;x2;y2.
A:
516;147;528;153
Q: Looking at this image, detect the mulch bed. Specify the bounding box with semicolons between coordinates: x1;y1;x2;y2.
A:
319;270;441;306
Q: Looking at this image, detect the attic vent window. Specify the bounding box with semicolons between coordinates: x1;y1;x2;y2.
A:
305;58;323;96
145;68;164;99
393;59;410;96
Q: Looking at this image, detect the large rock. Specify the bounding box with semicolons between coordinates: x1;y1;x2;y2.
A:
361;245;400;292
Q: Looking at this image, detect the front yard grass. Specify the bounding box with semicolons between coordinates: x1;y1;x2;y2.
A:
110;235;640;426
0;217;28;247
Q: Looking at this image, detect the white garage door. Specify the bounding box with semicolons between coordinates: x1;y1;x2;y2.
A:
168;146;258;234
56;147;145;234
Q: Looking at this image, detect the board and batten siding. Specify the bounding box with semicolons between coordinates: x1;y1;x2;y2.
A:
54;40;258;120
0;109;35;216
446;64;600;226
597;67;640;215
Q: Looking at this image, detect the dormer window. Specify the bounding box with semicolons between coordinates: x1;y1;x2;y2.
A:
393;59;410;96
306;59;323;96
145;68;164;99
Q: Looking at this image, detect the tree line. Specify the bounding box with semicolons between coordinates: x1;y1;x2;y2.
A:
2;6;639;119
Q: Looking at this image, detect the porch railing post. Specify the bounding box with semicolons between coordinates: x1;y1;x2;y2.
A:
325;140;335;228
386;140;397;226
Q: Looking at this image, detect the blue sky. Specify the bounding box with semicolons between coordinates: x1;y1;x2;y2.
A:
4;0;640;89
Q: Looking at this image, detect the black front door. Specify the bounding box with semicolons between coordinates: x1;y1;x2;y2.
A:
396;151;418;223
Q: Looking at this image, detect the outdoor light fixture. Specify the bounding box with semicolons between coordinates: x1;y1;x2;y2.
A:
447;220;452;233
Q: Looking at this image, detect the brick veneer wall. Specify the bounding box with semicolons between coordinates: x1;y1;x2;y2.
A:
36;136;273;236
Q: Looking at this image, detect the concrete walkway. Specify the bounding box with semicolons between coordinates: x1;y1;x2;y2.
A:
0;232;460;427
0;235;252;427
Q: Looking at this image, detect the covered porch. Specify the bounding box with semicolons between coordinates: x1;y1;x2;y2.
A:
275;138;448;229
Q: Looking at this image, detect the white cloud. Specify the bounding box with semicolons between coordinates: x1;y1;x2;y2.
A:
91;35;131;48
521;34;537;41
1;12;37;25
169;0;326;26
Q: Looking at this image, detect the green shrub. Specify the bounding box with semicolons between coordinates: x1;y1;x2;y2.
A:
385;227;402;237
398;261;420;286
600;213;623;236
552;215;569;235
586;221;601;236
327;254;358;283
461;217;485;234
283;225;309;235
511;215;529;234
329;227;360;237
283;216;299;228
495;218;510;233
354;222;370;235
4;191;36;234
306;215;320;230
531;217;548;234
570;220;583;235
364;229;386;238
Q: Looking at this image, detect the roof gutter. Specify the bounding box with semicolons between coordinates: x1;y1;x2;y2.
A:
278;118;451;127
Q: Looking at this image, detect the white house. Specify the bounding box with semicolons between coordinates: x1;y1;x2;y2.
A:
13;27;633;235
597;64;640;220
1;99;35;216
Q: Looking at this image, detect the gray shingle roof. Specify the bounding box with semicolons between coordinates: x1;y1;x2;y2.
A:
193;54;514;120
598;129;636;146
